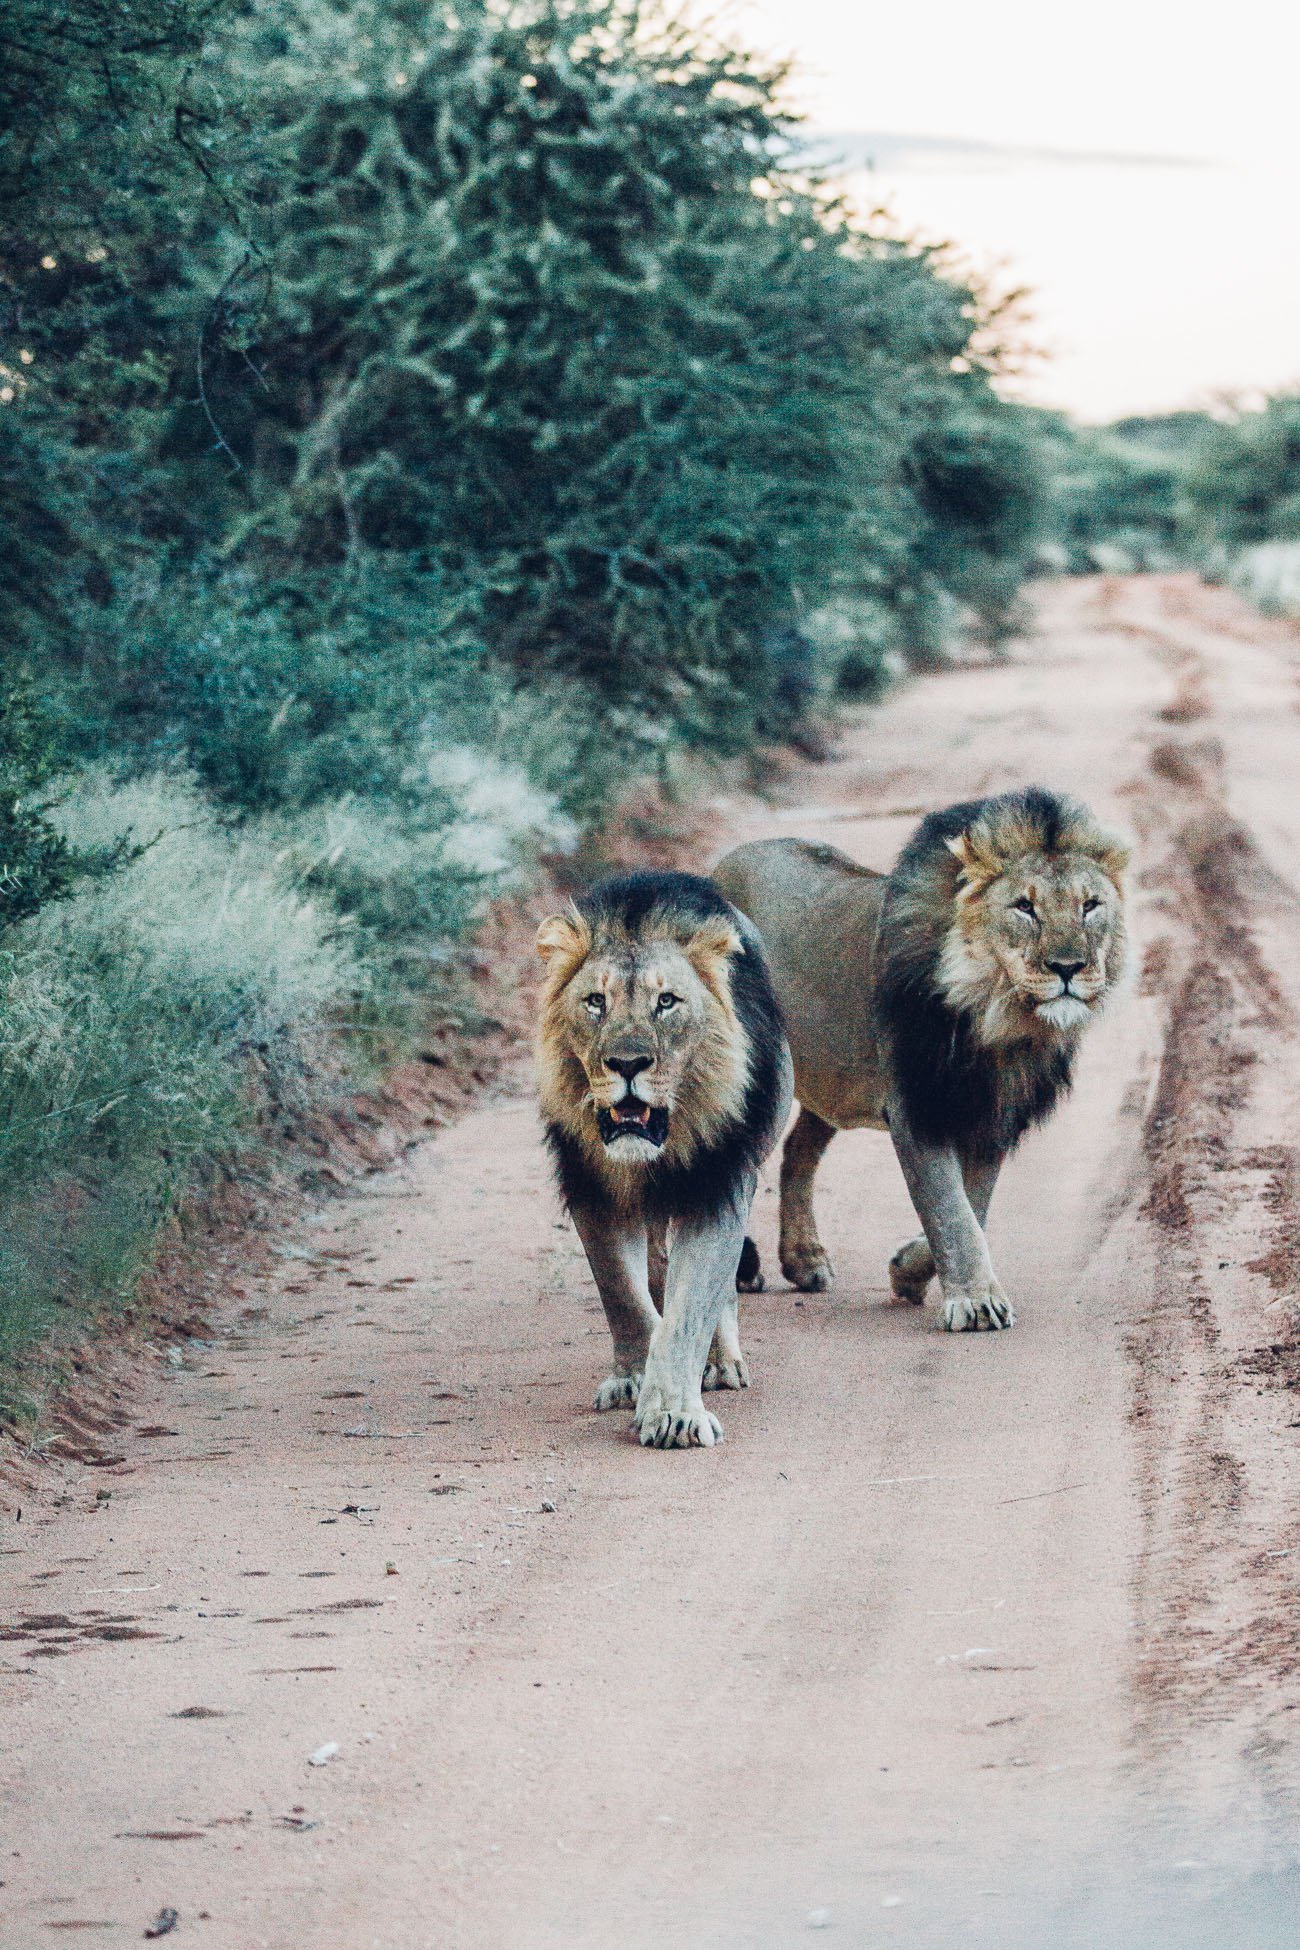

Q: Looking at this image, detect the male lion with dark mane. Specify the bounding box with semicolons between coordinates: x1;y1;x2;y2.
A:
714;787;1129;1331
536;871;791;1446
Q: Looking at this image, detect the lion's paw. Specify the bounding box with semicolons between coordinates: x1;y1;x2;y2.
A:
889;1235;936;1304
702;1354;750;1392
633;1381;723;1449
637;1406;724;1448
594;1372;642;1411
939;1282;1014;1332
781;1245;834;1293
736;1236;765;1293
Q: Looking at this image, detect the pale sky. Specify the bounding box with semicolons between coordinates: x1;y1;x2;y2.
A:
718;1;1300;418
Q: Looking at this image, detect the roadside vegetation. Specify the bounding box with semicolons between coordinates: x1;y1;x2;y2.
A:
1035;396;1300;613
1181;395;1300;615
0;0;1041;1408
3;1;1294;1411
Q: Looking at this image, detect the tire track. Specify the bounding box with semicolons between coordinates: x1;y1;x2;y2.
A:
1103;580;1300;1822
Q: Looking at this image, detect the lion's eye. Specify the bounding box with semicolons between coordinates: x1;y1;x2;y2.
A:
583;993;605;1017
655;992;681;1014
1010;897;1037;919
1082;897;1102;917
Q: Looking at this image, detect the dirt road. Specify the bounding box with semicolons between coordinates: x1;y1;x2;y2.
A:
4;577;1298;1949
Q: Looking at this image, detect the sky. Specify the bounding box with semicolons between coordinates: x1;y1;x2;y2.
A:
717;0;1300;419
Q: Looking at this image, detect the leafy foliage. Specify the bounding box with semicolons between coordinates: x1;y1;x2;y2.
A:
164;0;1033;744
0;680;82;930
907;395;1045;644
0;0;1047;1397
1029;410;1211;572
9;0;1040;781
1034;397;1300;582
1180;394;1300;552
0;0;240;654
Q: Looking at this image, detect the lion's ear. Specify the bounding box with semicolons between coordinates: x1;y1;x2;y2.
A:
945;829;1001;897
535;907;590;979
1091;829;1132;890
684;916;743;1005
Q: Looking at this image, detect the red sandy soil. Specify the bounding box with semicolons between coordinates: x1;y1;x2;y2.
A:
2;576;1298;1949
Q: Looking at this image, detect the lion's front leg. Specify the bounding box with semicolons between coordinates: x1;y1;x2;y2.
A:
886;1107;1015;1332
889;1153;1002;1306
647;1218;668;1313
569;1204;660;1408
634;1185;753;1446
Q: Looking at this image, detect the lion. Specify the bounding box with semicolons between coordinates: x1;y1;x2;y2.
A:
536;870;792;1446
713;787;1130;1330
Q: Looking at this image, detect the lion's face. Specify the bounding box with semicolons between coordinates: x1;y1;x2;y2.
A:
941;842;1127;1042
536;910;747;1170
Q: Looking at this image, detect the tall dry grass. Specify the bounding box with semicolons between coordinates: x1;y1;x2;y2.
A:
0;771;355;1395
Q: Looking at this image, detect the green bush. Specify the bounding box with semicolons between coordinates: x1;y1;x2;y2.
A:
1180;394;1300;554
163;0;1035;741
1033;396;1300;589
0;0;240;662
0;679;85;930
1031;410;1214;573
907;396;1046;645
10;0;1044;765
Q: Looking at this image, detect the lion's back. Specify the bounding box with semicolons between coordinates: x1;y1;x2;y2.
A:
713;840;889;1130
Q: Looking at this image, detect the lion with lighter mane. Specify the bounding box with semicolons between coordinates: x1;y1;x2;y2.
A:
714;787;1129;1330
536;871;791;1446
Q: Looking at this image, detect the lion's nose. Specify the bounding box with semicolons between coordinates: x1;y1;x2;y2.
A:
1047;958;1085;986
606;1054;652;1082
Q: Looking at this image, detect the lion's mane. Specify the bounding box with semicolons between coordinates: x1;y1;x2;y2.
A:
875;787;1129;1161
540;871;786;1223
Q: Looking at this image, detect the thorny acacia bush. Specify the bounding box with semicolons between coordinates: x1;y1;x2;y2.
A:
1029;411;1216;574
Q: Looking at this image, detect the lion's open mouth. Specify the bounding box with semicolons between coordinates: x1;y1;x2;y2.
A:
597;1101;669;1148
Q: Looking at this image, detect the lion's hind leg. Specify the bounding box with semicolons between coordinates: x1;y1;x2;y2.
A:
703;1295;749;1392
889;1234;936;1303
736;1234;765;1292
779;1106;837;1291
